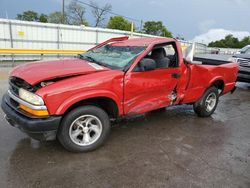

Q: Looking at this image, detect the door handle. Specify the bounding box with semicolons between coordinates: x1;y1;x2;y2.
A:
172;73;181;78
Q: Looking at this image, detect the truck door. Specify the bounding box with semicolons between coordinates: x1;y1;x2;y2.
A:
124;43;181;115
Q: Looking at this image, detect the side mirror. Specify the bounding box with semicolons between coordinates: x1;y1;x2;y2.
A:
139;58;156;71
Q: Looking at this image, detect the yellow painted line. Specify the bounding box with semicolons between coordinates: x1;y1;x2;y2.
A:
0;48;86;54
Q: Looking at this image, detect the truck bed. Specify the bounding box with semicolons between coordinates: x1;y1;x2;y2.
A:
193;54;233;65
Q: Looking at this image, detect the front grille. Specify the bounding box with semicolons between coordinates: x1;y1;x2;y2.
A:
9;82;19;96
9;77;34;96
9;96;19;108
238;58;250;68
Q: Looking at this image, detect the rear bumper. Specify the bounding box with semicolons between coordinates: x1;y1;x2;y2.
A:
1;94;61;141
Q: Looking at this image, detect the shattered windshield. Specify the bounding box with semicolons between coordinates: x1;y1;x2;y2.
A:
78;44;146;70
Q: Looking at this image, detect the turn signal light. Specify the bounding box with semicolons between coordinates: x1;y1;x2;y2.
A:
19;104;49;117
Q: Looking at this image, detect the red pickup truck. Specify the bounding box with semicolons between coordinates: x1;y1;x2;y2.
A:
1;37;238;152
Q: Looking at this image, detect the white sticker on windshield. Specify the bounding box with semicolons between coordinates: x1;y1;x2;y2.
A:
88;63;104;70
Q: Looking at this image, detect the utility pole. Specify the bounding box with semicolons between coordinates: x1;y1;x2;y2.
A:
62;0;65;24
130;22;134;37
140;20;143;33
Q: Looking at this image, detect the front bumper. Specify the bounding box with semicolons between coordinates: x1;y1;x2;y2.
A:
237;65;250;83
1;94;62;141
237;71;250;83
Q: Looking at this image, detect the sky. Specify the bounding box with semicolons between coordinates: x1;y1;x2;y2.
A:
0;0;250;43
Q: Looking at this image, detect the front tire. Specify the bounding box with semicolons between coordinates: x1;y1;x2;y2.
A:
57;105;110;152
193;86;219;117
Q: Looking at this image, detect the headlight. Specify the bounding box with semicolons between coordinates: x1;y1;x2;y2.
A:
19;88;44;105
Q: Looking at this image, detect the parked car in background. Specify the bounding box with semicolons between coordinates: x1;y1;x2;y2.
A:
235;45;250;55
233;46;250;83
1;37;238;152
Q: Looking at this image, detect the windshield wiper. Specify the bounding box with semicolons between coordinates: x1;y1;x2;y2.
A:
78;54;96;62
78;54;108;67
86;56;97;63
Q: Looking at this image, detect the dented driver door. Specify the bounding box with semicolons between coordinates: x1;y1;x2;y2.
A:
123;67;181;116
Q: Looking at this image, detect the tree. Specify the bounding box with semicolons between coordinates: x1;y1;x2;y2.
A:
16;11;48;23
208;35;250;48
39;14;48;23
48;12;64;24
16;11;39;21
241;36;250;47
90;1;112;27
107;16;133;31
67;0;88;25
143;21;172;37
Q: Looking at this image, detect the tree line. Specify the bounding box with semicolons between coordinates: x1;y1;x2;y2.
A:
16;0;172;38
208;35;250;48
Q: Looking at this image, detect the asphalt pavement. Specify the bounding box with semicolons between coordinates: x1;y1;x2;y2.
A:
0;67;250;188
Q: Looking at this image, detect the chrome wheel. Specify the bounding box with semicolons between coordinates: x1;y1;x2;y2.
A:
69;115;102;146
205;93;217;112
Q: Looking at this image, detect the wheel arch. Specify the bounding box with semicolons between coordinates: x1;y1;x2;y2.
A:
210;79;225;94
55;91;122;118
63;96;120;119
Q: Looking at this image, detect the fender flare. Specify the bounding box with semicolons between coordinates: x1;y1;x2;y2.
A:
55;90;122;115
208;76;225;89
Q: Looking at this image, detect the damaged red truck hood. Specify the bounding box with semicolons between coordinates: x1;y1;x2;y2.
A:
10;58;109;85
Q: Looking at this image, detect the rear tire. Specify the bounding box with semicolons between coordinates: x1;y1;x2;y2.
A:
57;105;110;152
193;86;219;117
